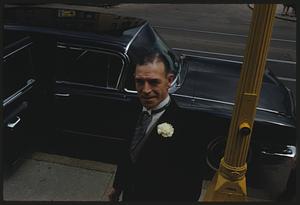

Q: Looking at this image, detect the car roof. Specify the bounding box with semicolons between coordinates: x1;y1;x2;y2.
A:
4;6;147;48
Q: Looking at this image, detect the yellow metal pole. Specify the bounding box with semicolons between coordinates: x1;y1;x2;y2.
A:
203;4;277;201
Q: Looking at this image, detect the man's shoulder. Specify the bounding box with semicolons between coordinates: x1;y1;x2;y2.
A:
168;97;196;118
163;100;196;130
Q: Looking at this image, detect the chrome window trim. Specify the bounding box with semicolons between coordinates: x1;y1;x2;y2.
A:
56;43;125;89
171;68;180;88
125;22;148;54
3;79;35;107
3;42;33;60
55;80;119;91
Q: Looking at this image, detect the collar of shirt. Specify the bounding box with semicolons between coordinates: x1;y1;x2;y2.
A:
142;95;170;115
142;95;170;135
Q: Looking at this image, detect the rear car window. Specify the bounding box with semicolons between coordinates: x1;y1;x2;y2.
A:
55;44;124;88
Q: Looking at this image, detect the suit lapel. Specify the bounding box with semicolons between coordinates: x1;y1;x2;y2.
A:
152;98;178;132
132;97;180;163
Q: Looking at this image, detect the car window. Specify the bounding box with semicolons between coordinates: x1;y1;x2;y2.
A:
124;63;136;91
3;41;34;100
55;45;124;88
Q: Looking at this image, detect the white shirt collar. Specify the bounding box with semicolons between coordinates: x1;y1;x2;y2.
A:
142;94;170;115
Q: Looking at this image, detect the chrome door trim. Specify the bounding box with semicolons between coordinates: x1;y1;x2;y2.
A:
3;79;36;107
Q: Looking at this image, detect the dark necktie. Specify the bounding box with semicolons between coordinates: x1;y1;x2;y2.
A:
130;100;171;163
130;111;152;163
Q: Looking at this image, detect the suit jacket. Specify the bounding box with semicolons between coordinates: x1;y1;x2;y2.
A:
113;96;205;201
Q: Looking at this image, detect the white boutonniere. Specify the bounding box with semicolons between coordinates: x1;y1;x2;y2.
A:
157;122;174;138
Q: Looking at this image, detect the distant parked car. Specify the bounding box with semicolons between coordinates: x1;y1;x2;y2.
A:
3;5;296;199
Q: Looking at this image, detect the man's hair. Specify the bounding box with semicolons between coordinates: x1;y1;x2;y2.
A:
134;49;172;75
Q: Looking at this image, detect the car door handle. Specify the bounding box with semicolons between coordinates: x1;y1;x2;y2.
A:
4;101;28;125
7;116;21;128
261;145;296;158
55;93;70;97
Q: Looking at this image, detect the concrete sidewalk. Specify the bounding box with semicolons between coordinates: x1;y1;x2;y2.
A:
3;152;116;201
3;152;273;201
248;4;296;22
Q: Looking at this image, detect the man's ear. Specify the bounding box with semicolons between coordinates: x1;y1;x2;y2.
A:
167;73;175;87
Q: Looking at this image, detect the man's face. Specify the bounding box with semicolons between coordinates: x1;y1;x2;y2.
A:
134;61;174;110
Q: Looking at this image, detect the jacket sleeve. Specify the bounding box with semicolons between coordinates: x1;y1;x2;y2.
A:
175;112;206;200
113;147;131;190
113;164;125;190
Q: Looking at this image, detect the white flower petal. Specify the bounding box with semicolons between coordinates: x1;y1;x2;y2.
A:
157;122;174;138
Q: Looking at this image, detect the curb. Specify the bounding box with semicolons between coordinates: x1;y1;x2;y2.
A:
248;4;296;22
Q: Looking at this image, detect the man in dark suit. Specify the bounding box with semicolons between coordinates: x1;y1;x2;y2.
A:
108;50;204;201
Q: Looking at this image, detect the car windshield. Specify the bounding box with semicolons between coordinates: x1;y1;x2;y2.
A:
128;23;181;77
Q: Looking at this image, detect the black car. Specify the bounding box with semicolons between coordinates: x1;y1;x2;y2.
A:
3;5;296;199
3;31;40;165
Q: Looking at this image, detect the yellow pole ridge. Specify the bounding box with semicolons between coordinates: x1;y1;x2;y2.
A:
203;4;277;201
